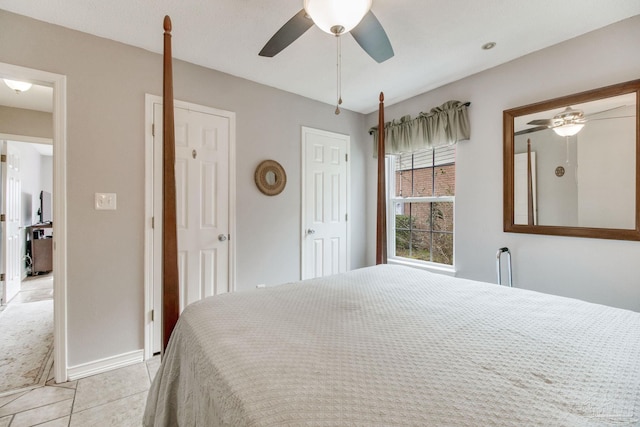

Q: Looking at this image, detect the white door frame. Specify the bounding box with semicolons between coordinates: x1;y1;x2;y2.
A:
143;94;236;359
300;126;351;280
0;62;68;383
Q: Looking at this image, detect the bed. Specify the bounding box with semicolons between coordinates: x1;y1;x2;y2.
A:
144;264;640;425
146;17;640;426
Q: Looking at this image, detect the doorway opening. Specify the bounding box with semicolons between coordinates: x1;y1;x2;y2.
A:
0;137;54;395
0;62;68;385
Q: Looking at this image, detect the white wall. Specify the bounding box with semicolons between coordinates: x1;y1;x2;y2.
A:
366;15;640;312
577;105;635;229
40;154;53;194
12;141;41;225
0;106;52;139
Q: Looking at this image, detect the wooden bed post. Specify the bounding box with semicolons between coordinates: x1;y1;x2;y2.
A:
376;92;388;264
527;139;534;226
162;15;180;354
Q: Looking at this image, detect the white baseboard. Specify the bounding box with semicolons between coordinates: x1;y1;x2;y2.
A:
67;349;144;381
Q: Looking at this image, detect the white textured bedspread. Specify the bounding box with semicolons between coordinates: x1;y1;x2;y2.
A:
144;265;640;426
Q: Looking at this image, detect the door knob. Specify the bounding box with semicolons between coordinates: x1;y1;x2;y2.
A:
218;234;227;242
307;228;316;235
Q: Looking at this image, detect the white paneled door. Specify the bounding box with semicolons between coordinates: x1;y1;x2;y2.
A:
301;127;350;280
2;141;21;304
152;102;233;354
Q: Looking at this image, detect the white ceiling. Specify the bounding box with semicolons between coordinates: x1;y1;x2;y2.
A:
0;81;52;113
0;1;639;114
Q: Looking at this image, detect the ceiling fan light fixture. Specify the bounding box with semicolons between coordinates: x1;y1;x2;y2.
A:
3;78;32;94
304;0;372;35
553;123;584;137
551;107;586;136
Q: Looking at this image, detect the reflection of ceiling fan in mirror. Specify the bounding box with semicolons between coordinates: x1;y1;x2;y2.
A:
258;0;394;63
519;104;634;137
527;106;587;137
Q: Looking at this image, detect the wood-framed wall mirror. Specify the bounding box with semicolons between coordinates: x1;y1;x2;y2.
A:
503;79;640;241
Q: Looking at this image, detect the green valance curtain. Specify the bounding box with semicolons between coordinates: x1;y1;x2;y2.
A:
370;100;470;155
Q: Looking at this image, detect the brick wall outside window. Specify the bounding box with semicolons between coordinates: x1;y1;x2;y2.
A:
393;163;455;265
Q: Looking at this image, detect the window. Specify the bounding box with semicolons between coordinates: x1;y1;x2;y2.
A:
388;146;455;266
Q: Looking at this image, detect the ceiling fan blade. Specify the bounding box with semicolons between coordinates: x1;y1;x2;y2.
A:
259;9;313;57
586;104;628;119
589;115;633;121
515;126;549;136
350;11;394;63
527;119;554;126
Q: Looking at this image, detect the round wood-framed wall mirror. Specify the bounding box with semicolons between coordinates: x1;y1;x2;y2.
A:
255;160;287;196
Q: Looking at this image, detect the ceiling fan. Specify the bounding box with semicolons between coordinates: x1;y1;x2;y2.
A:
258;0;394;63
526;106;587;137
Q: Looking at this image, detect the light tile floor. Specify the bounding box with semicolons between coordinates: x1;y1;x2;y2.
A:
2;274;159;426
0;357;160;427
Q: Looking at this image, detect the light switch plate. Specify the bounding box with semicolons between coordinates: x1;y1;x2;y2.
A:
95;193;117;210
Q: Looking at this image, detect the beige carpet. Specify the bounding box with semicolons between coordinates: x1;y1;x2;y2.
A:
0;296;54;395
